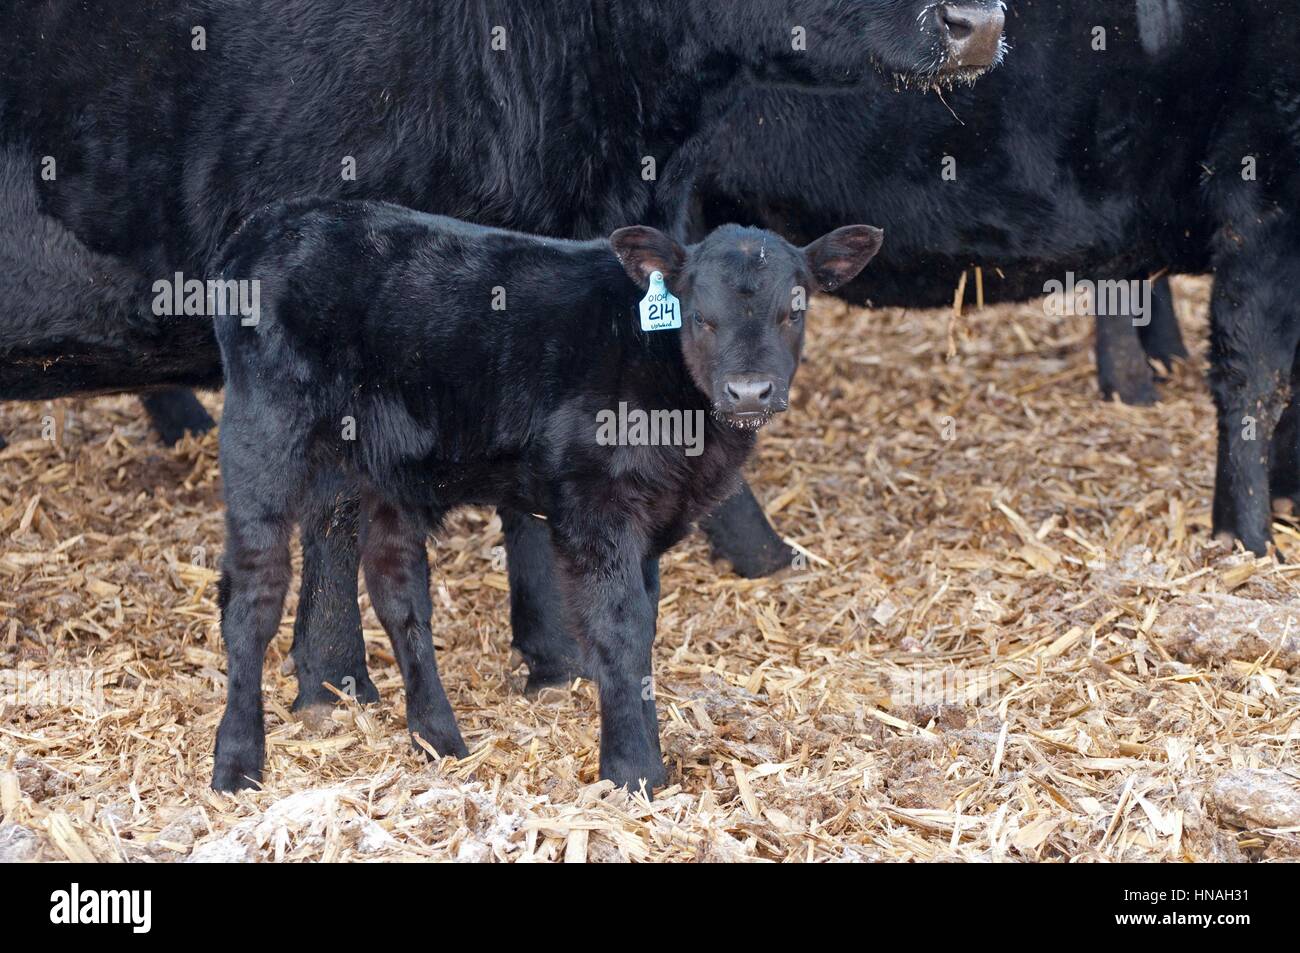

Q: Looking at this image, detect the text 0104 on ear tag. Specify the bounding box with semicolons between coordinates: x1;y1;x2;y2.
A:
639;271;682;332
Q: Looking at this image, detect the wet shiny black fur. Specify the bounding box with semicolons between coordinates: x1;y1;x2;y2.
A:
209;200;879;791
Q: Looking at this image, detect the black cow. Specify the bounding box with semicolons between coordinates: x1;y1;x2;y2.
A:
211;199;882;791
685;0;1300;556
0;1;1005;721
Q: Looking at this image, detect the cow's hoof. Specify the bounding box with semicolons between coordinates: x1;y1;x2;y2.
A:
1101;375;1159;407
1214;529;1272;559
140;389;216;446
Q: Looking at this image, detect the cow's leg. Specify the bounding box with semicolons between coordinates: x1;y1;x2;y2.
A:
501;507;587;693
1208;249;1298;556
698;479;795;578
289;473;378;712
1137;275;1190;372
360;495;466;761
1270;372;1300;515
138;388;216;445
1096;306;1158;406
551;514;665;792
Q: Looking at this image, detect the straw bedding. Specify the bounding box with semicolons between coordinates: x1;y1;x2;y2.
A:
1;276;1297;862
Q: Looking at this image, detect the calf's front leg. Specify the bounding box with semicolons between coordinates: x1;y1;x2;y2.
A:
552;525;666;792
699;479;795;579
289;474;379;711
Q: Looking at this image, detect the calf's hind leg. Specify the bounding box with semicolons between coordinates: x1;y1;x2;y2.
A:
502;507;588;693
212;445;302;792
360;496;466;760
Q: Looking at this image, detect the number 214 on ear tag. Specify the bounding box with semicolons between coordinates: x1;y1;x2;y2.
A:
639;271;682;332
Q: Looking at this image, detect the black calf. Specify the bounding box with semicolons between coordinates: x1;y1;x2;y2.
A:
210;200;882;792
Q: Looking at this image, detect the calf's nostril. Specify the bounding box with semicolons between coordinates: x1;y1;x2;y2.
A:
724;379;775;410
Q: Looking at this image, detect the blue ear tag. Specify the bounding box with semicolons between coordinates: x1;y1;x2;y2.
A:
639;271;682;332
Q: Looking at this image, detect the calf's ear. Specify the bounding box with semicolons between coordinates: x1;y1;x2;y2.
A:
610;226;687;289
803;226;884;293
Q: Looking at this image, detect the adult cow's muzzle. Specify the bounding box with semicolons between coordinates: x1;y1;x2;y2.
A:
937;2;1006;71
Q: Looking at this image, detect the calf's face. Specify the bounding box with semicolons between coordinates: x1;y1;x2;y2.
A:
611;224;883;430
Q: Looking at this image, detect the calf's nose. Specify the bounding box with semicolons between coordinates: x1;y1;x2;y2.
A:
939;3;1005;68
723;378;775;413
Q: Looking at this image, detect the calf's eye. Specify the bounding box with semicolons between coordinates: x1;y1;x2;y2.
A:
692;312;705;327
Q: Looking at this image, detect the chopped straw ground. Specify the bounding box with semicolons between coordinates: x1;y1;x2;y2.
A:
2;277;1299;863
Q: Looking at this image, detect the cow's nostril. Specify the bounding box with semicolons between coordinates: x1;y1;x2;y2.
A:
755;382;773;401
938;3;1006;69
941;9;975;41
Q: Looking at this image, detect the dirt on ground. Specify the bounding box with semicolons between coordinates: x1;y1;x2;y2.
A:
1;276;1297;862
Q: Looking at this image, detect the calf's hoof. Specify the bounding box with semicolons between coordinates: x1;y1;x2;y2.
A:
600;756;668;796
410;721;469;761
523;660;587;696
699;484;796;580
212;737;265;792
722;539;798;580
291;670;380;712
